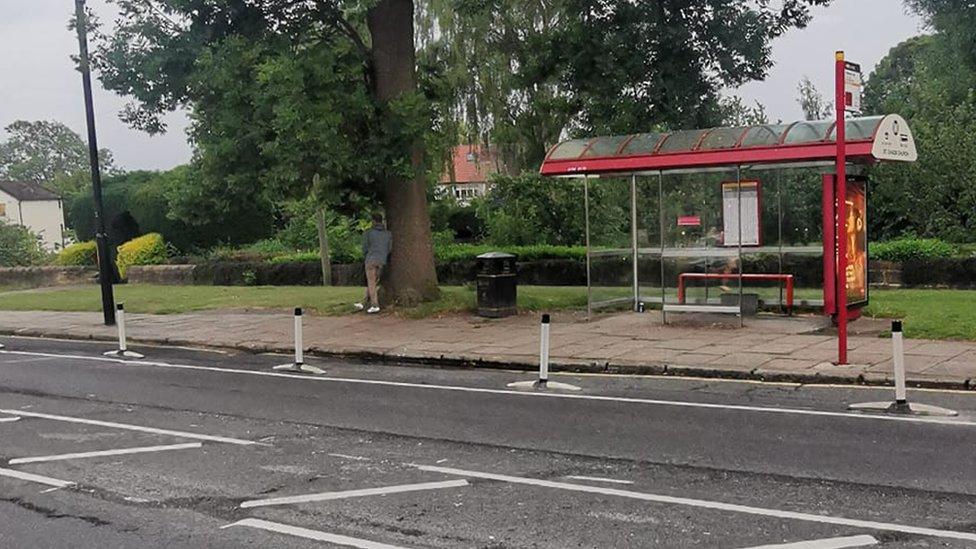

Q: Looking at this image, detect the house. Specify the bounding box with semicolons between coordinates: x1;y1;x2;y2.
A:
438;145;499;204
0;180;67;251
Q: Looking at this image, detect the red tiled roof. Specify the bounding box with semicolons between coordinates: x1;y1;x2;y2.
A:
440;145;498;184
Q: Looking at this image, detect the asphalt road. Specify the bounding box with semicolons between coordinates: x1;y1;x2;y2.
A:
1;335;975;548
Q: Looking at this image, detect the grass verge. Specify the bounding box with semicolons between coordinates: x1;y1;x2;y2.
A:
1;284;974;341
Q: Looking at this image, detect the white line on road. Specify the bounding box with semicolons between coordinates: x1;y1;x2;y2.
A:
740;535;878;549
0;467;74;488
8;442;202;465
415;465;976;543
3;349;976;429
223;518;409;548
0;408;256;446
0;416;20;423
566;475;634;485
329;453;372;461
240;479;469;509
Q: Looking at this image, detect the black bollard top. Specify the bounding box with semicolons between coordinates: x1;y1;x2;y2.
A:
116;303;124;311
891;319;903;333
295;307;303;316
541;313;551;324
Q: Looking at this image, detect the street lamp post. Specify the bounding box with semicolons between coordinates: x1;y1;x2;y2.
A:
74;0;116;326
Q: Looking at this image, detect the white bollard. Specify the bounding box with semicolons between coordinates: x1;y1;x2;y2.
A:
507;314;579;392
892;319;907;406
104;304;144;358
848;319;956;417
274;308;324;374
538;313;551;386
294;307;304;367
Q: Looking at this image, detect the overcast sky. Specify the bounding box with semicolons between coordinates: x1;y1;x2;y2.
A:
0;1;925;172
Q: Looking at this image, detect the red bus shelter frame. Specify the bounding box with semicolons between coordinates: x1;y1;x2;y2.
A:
539;110;916;366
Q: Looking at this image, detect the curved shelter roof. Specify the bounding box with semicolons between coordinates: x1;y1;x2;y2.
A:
540;114;917;177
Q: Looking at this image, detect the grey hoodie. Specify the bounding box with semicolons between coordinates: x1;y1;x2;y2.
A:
363;223;392;265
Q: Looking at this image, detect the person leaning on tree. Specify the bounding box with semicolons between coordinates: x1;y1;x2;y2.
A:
354;213;392;314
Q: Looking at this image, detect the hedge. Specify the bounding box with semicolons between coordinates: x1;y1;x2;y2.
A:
116;233;168;279
870;238;957;262
55;241;98;266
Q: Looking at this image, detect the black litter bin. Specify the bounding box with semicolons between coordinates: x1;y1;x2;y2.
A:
476;252;517;318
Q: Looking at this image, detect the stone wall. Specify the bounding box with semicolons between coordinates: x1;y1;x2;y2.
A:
0;266;97;288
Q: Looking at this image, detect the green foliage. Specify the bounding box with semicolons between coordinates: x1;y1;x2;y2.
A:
0;220;47;267
870;238;958;262
476;173;630;247
434;244;586;263
0;120;115;191
864;30;976;242
418;0;830;171
116;233;168;279
55;240;97;266
66;167;273;251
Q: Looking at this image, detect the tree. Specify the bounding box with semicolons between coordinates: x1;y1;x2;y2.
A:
0;220;47;267
796;77;833;121
91;0;439;303
863;30;976;242
0;120;115;193
418;0;832;172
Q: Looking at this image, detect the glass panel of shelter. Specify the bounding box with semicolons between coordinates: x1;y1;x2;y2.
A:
657;169;744;322
585;176;637;313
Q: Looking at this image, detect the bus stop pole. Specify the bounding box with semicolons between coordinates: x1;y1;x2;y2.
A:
631;175;639;311
584;178;592;321
835;51;849;365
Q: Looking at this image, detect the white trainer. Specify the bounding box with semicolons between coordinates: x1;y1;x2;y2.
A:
353;303;365;311
367;306;380;314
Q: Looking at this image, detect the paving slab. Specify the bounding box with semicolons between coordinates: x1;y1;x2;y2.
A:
1;309;975;390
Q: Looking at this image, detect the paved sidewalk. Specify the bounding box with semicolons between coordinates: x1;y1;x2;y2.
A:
1;310;974;389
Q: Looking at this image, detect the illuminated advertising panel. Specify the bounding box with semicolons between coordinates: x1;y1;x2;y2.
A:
845;179;868;307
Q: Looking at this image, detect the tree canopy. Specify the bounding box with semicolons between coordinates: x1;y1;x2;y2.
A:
418;0;832;171
0;120;114;194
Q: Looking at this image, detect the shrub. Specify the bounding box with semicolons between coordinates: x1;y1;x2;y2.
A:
434;244;587;263
0;220;48;267
116;233;169;278
55;240;97;266
870;238;958;262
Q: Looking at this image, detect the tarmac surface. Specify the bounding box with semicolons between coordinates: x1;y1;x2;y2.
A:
1;335;975;548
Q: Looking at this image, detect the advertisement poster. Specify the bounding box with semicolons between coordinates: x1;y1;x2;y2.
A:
845;180;868;306
722;181;761;247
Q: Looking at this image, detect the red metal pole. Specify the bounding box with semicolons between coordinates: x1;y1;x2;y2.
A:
835;51;848;365
821;174;836;316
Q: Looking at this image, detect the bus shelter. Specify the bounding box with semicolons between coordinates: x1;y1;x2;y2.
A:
538;115;918;330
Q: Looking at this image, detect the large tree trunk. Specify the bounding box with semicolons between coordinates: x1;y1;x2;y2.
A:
368;0;439;305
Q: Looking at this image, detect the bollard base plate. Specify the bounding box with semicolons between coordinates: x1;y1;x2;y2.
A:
507;379;581;392
848;401;958;417
273;363;326;375
103;350;145;359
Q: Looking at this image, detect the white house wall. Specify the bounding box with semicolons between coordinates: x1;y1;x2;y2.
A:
0;190;20;225
8;197;66;251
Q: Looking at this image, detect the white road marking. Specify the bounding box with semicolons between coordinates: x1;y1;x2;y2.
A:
0;467;74;488
3;349;976;429
415;465;976;543
0;416;20;423
8;442;202;465
240;479;469;509
223;518;409;549
741;535;878;549
0;408;256;446
566;475;634;485
329;453;371;461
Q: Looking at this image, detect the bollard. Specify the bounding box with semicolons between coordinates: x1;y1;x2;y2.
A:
848;319;956;416
273;308;324;374
892;319;907;408
506;314;579;392
538;314;551;387
103;304;145;358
